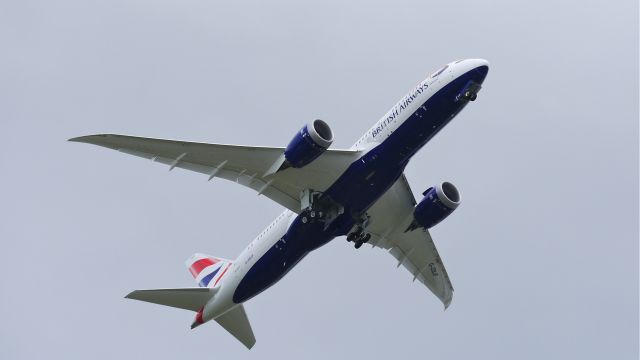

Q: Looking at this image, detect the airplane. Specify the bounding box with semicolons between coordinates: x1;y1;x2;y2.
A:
70;58;489;349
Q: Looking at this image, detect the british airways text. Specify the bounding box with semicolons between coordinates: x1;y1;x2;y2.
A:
371;83;428;138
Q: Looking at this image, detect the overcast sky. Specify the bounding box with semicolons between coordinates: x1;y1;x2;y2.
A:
1;0;637;359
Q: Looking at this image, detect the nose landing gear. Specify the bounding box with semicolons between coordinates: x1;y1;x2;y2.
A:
458;80;482;102
463;90;477;101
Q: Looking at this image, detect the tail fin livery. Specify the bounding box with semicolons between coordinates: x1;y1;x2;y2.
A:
185;253;233;288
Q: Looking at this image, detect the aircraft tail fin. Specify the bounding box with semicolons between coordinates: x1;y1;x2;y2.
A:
185;253;233;288
215;305;256;349
125;288;216;311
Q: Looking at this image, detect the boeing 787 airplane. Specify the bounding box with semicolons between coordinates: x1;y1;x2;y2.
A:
71;59;489;349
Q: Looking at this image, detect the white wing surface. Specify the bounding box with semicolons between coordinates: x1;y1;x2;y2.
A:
365;175;454;308
70;134;359;213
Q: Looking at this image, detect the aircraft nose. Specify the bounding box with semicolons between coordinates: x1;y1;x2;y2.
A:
470;59;490;80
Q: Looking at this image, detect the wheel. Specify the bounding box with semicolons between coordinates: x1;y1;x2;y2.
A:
347;233;357;242
363;233;371;243
310;211;316;218
302;216;308;224
470;93;477;101
354;241;363;249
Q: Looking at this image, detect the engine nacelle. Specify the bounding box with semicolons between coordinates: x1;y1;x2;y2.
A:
407;182;461;231
284;119;333;168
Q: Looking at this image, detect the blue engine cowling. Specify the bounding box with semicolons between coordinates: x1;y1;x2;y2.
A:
284;119;333;168
407;182;461;231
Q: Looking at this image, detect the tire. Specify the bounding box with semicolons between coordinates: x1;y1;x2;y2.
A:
302;217;308;224
354;241;363;249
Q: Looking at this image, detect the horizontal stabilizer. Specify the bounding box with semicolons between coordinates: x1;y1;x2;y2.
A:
125;288;216;311
215;305;256;349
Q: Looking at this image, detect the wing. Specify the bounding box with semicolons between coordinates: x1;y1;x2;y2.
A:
365;174;454;308
70;134;359;213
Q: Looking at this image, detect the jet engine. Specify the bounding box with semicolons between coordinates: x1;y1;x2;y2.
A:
284;119;333;168
406;182;461;231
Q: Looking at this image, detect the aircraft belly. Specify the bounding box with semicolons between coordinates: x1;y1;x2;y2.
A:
232;242;308;303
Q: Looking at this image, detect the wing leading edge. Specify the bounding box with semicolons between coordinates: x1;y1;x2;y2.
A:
70;134;360;213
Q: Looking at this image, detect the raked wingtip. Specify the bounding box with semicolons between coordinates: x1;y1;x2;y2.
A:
67;134;112;143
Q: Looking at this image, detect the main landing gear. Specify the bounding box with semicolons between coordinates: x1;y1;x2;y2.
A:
301;209;324;224
298;188;372;249
299;189;344;228
346;225;371;249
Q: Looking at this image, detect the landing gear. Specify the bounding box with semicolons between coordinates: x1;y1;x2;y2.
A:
463;90;477;101
346;226;371;249
302;210;324;224
299;189;342;228
459;81;481;102
353;233;371;249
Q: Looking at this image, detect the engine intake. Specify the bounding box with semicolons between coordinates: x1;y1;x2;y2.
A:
284;119;333;168
406;182;461;231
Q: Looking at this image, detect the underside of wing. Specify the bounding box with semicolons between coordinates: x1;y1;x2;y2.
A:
365;175;454;308
70;134;360;213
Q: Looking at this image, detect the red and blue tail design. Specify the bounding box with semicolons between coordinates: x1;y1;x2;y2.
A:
185;253;233;288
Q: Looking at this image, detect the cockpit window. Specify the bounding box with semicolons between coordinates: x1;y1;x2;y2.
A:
431;65;448;78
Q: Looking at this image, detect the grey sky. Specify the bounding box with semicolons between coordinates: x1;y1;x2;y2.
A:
1;0;637;358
